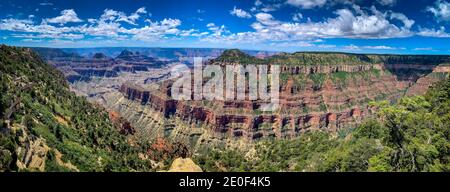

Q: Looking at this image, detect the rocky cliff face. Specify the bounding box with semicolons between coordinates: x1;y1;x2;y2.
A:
62;49;450;154
405;65;450;96
115;51;449;142
34;48;171;83
119;83;151;103
118;82;370;140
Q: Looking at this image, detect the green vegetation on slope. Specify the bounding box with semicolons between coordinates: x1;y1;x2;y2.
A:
213;49;450;66
195;78;450;172
214;49;265;64
279;69;384;90
0;45;150;171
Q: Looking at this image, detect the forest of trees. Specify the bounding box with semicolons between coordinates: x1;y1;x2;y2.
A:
0;45;152;171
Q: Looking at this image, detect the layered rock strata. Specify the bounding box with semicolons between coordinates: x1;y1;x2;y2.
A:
118;62;448;140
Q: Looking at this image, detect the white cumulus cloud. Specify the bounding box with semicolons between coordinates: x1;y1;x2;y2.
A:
201;6;414;47
94;7;148;25
417;26;450;37
45;9;83;25
389;12;415;29
286;0;327;9
230;7;252;18
427;0;450;22
0;7;195;43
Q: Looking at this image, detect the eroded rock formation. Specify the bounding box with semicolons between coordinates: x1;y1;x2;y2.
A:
116;51;449;141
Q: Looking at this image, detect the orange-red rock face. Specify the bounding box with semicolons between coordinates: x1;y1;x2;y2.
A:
406;65;450;96
118;63;449;140
119;83;150;103
108;111;136;135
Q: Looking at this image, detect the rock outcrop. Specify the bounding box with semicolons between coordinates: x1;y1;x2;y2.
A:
167;158;202;172
119;83;150;103
15;137;49;172
109;111;136;135
37;49;171;83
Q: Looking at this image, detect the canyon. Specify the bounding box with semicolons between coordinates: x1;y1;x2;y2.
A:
36;48;450;152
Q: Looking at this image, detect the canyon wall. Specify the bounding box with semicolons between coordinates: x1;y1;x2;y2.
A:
116;62;450;141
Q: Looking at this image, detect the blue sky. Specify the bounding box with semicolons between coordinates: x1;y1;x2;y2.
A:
0;0;450;54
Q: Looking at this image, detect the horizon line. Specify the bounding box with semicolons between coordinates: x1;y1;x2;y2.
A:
3;44;450;56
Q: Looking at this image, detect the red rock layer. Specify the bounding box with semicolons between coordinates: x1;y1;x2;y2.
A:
118;64;449;140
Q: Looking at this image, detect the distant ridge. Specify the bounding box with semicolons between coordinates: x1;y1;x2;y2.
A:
30;47;82;60
212;49;450;66
92;52;109;59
